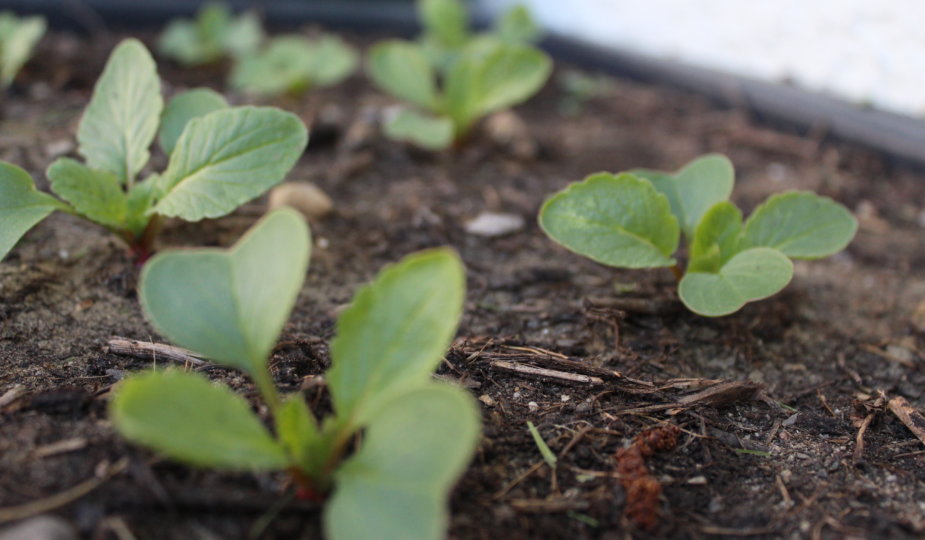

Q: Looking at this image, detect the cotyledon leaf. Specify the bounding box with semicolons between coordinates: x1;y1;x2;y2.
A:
153;106;308;221
687;201;743;273
139;208;310;376
367;40;440;111
538;172;680;269
741;191;858;259
326;248;465;428
383;108;454;150
0;161;69;262
634;154;734;238
325;383;480;540
159;88;229;156
111;369;288;470
679;247;793;317
77;39;163;184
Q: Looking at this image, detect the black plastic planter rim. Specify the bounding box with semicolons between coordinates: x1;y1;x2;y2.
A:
5;0;925;168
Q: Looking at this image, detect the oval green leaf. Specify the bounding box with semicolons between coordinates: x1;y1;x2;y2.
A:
679;247;793;317
327;248;465;428
634;154;735;238
326;383;480;540
539;172;680;268
159;88;229;156
111;369;288;470
0;13;45;88
47;158;127;229
153;106;308;221
687;201;743;273
139;208;311;375
77;39;163;184
368;40;439;111
383;108;454;150
0;161;68;262
742;191;858;259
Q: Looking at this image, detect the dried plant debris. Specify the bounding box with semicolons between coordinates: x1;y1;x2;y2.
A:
614;423;680;531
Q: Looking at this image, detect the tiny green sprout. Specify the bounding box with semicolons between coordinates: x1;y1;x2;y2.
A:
230;34;357;97
527;421;557;470
110;208;480;540
0;39;307;262
368;0;551;150
0;11;45;89
159;1;262;66
539;154;858;317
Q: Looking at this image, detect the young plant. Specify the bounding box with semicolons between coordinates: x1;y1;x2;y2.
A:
159;1;262;66
0;39;307;262
539;154;858;316
368;0;551;150
0;11;45;89
230;34;357;97
110;208;480;540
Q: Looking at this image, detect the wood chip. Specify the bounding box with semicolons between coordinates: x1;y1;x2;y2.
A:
33;438;88;459
489;360;604;385
106;338;205;366
887;396;925;447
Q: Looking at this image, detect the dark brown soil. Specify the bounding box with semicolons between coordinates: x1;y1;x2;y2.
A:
1;31;924;539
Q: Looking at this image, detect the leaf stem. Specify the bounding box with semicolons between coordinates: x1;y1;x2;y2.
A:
670;264;683;281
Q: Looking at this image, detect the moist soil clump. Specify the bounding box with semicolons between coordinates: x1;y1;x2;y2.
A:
1;32;924;539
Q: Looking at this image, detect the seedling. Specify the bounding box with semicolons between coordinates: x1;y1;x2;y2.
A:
539;154;858;316
230;34;357;97
418;0;541;71
0;39;307;262
368;0;551;150
111;208;480;540
0;11;45;89
159;1;262;66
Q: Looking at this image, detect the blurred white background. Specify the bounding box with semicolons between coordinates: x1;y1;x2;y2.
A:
478;0;924;117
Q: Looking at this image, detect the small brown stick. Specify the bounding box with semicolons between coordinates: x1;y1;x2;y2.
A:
0;384;25;409
107;338;206;366
585;295;681;316
489;360;604;385
860;344;917;368
887;396;925;447
852;413;875;464
0;459;127;524
677;380;761;408
508;498;590;513
493;460;545;500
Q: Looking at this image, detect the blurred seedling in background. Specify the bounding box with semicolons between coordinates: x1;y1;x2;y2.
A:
0;39;306;262
539;154;858;316
0;11;45;89
557;69;615;116
367;0;551;150
159;1;262;66
111;208;480;540
230;34;357;98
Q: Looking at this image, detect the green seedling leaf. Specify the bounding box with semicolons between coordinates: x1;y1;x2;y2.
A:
111;369;288;470
230;35;357;97
326;383;480;540
158;21;202;65
0;12;45;88
124;175;160;237
0;162;69;261
159;2;260;66
159;88;229;155
420;0;468;49
368;40;439;111
276;395;320;467
383;108;454;150
77;39;162;185
634;154;734;238
679;247;793;317
495;4;541;44
445;43;551;132
687;201;743;273
327;248;465;428
221;11;262;59
139;208;311;376
47;158;126;228
539;172;680;268
742;191;858;259
527;421;557;469
154;106;308;221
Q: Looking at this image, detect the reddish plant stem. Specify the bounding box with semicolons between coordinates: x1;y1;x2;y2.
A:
669;264;683;281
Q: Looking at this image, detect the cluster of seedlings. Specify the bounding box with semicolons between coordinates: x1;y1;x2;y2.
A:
0;1;860;538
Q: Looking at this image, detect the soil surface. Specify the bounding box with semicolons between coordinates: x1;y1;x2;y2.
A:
1;31;924;540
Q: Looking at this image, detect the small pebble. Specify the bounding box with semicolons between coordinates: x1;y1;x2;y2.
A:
0;516;77;540
478;394;496;407
527;401;539;412
268;182;333;221
464;212;525;237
